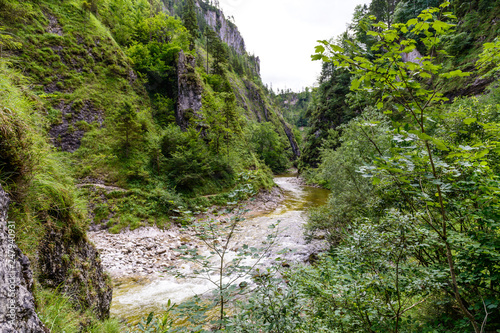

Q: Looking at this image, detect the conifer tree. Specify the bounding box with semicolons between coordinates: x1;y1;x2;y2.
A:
182;0;198;50
115;102;141;159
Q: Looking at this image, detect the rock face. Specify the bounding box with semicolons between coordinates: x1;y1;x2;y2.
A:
280;118;301;159
38;228;113;320
203;7;245;55
402;49;423;64
49;100;104;152
177;50;203;130
0;185;48;333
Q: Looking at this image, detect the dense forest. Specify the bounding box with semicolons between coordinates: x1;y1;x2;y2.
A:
0;0;499;332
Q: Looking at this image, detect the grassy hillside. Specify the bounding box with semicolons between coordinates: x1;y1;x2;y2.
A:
0;0;298;330
0;0;298;229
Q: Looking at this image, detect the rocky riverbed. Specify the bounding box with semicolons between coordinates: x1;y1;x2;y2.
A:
91;175;330;322
88;186;285;279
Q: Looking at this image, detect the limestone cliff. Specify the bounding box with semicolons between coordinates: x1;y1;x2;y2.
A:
202;6;246;55
177;50;203;130
168;0;247;56
0;185;48;333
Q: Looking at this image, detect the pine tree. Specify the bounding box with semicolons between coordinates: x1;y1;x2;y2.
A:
115;102;141;159
182;0;198;50
205;27;227;75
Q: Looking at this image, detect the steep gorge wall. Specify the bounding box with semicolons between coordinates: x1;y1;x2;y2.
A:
202;7;245;55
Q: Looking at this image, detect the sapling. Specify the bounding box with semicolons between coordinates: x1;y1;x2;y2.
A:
168;206;280;331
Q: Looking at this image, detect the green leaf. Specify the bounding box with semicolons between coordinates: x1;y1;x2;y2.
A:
440;70;471;78
440;1;451;8
146;312;154;325
432;138;449;151
476;149;490;159
351;78;362;90
463;118;476;125
315;45;325;53
407;18;418;26
432;20;450;34
419;72;432;79
330;44;344;53
311;54;322;61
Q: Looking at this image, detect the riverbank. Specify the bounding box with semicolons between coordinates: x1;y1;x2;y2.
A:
98;175;330;322
88;186;285;279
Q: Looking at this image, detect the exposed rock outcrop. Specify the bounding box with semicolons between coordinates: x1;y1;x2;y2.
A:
49;100;104;152
203;7;245;55
243;78;269;121
0;185;48;333
401;49;423;64
176;50;203;130
38;228;112;320
280;118;301;159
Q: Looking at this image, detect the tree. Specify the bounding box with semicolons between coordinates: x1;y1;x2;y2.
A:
182;0;199;50
115;102;141;158
170;208;278;331
393;0;440;23
248;122;290;173
313;2;500;331
127;14;190;109
201;92;241;156
300;62;354;168
369;0;402;26
205;26;227;75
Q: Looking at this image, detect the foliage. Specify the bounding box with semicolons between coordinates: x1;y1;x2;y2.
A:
226;265;306;333
36;288;122;333
0;0;298;330
128;12;190;73
477;38;500;79
113;101;143;159
128;301;175;333
100;0;161;46
300;63;355;168
160;125;235;194
182;0;198;50
274;88;312;128
0;59;117;331
312;2;500;331
247;122;291;173
126;12;190;104
307;109;392;244
0;26;22;57
0;63;37;192
200;91;242;155
393;0;440;24
168;208;279;331
205;26;228;76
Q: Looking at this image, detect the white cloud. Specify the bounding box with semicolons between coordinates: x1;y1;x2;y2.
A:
218;0;371;91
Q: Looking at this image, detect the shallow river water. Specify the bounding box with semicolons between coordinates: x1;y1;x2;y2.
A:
110;174;330;323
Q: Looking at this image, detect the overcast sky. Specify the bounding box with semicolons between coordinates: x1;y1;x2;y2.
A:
217;0;371;92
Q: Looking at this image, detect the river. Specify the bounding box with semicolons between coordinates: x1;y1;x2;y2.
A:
109;174;330;323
